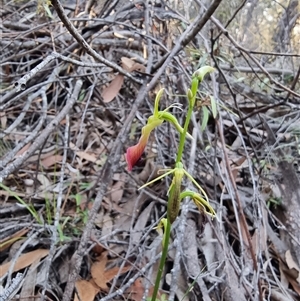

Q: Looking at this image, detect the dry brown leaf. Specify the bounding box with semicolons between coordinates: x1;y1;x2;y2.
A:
74;279;99;301
91;243;105;255
126;278;144;301
132;202;154;245
36;173;51;191
0;249;49;277
112;193;145;235
101;214;113;238
0;111;7;129
137;158;161;183
279;261;290;289
121;57;136;71
109;173;126;204
282;266;300;296
102;57;145;103
126;278;165;301
103;265;131;284
0;228;29;252
285;250;300;284
75;150;99;163
19;256;41;301
131;62;146;73
251;227;267;256
91;252;108;291
91;251;131;291
121;57;145;73
102;74;124;103
231;156;246;181
288;276;300;296
69;142;103;165
41;155;63;168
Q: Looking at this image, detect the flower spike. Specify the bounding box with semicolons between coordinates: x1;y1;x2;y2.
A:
192;66;215;82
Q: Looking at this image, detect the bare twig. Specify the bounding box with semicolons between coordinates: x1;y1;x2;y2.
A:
14;54;58;92
0;273;24;301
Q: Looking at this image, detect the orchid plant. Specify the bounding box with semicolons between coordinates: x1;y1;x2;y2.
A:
126;66;216;301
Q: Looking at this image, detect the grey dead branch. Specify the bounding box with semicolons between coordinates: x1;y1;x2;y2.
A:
0;0;300;301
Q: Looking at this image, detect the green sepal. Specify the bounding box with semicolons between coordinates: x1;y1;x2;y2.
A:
179;190;216;218
158;111;193;139
142;115;163;136
154;88;165;116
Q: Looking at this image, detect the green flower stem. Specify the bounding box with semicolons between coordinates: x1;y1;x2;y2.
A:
176;78;198;164
151;212;171;301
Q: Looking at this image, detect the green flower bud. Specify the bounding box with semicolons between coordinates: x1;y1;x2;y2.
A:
187;89;193;102
192;66;215;82
154;218;168;247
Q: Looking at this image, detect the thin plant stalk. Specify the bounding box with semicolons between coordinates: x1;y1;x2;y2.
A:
151;78;199;301
150;211;171;301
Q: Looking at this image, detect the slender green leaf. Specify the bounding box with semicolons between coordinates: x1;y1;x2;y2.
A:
209;95;217;119
0;183;41;224
43;3;54;19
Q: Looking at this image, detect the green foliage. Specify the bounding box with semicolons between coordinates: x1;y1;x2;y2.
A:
267;196;282;209
201;106;209;131
0;182;41;224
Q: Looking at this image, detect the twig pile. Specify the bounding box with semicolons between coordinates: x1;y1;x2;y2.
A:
1;1;300;301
